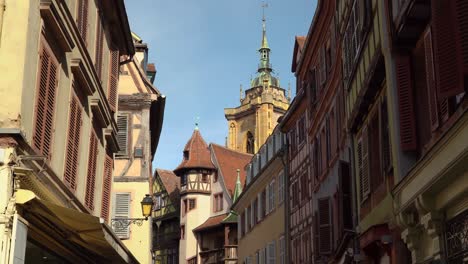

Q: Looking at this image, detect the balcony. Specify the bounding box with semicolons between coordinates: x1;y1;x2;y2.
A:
392;0;431;47
199;245;238;264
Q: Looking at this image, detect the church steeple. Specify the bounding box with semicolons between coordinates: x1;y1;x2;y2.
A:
258;4;272;73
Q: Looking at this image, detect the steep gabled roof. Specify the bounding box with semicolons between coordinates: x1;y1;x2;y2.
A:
155;169;180;205
193;213;229;233
174;129;215;175
211;144;252;197
292;36;306;73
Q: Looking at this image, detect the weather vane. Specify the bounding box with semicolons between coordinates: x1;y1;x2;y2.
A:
262;2;268;21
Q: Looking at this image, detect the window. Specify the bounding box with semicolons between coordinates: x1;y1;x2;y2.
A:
188;199;196;210
301;171;309;201
246;131;255;154
116;115;129;156
33;37;59;160
318;197;332;254
180;225;185;239
85;129;98;211
298;117;306;144
182;199;188;216
64;90;82;191
250;201;255;229
343;0;362;80
261;189;267;218
253;198;258;224
181;174;187;186
268;179;275;213
279;236;285;264
202;173;209;183
289;129;297;154
326;117;331;163
291;181;299;208
267;241;276;264
278;171;285;204
154;194;162;211
213;193;223;212
113;193;131;238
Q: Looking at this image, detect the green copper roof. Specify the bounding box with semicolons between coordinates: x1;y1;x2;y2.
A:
260;19;269;50
222;169;243;224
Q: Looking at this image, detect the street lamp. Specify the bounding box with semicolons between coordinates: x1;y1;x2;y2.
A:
111;194;154;231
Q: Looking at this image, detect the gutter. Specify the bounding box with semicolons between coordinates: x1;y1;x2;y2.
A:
0;0;4;45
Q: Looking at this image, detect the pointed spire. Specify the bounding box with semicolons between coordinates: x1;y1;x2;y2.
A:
258;2;271;73
232;169;243;203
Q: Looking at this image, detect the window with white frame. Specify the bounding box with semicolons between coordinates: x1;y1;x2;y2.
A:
267;241;276;264
268;179;275;214
278;171;285;204
279;236;285;264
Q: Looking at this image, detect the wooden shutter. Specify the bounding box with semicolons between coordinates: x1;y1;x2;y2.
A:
114;193;130;238
432;0;464;99
101;153;113;222
339;161;353;230
116;115;128;155
395;54;417;151
318;198;332;254
313;212;319;256
85;130;98;211
33;39;59;159
438;98;450;123
424;28;440;131
358;127;370;200
64;91;82;190
76;0;89;43
108;50;119;112
95;14;104;80
455;0;468;75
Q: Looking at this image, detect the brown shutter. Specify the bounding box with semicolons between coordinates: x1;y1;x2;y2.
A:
76;0;89;43
424;28;440;131
64;90;82;190
318;198;332;254
358;127;370;200
33;39;58;159
85;130;98;211
116;115;128;156
432;0;464;99
101;153;113;221
313;212;319;256
438;98;450;123
95;14;104;80
339;161;353;230
108;50;119;112
455;0;468;75
395;54;417;151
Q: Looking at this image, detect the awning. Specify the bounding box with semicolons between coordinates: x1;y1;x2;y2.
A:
193;214;229;233
16;189;139;263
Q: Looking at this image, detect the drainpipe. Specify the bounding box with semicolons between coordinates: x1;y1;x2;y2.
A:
0;0;5;46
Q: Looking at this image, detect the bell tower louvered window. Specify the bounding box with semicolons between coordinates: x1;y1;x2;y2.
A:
113;193;131;238
33;38;59;159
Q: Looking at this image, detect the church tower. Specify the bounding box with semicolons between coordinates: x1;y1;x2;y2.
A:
224;12;290;154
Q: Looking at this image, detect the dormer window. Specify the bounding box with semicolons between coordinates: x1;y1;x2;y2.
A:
183;151;189;160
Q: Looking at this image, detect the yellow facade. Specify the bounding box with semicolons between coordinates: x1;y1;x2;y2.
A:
0;0;137;262
233;129;286;263
112;38;164;264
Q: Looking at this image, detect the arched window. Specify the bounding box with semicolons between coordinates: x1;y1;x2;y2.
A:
246;131;255;154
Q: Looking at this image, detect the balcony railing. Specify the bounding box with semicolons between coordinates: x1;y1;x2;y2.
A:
224;245;238;260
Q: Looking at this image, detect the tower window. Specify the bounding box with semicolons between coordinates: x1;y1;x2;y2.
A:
202;173;209;183
246;132;255;154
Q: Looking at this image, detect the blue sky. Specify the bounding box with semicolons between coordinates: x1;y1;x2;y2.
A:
124;0;317;171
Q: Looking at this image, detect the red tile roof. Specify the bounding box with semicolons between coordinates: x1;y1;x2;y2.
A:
211;144;252;197
193;213;229;233
174;130;215;175
155;169;180;205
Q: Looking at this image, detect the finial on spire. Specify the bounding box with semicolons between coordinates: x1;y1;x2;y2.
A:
260;2;269;50
240;84;243;102
194;116;200;130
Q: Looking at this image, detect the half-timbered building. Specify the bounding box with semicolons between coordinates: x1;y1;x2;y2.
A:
153;169;180;264
175;128;252;264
